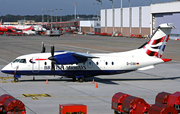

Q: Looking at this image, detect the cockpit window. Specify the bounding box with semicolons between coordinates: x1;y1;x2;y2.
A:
12;59;20;63
20;59;26;63
12;59;26;63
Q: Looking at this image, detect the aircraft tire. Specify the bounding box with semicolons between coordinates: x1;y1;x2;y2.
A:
14;78;19;82
78;77;84;82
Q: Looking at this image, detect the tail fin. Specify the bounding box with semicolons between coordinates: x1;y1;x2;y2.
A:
143;23;175;58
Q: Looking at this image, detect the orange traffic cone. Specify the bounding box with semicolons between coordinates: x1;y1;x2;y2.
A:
92;79;95;84
46;79;48;84
96;83;98;88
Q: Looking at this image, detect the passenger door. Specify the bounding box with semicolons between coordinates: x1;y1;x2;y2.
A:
32;57;40;73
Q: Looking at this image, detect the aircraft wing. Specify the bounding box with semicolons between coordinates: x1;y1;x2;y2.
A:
54;52;98;64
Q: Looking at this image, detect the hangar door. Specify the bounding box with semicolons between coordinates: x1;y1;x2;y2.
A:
154;13;180;37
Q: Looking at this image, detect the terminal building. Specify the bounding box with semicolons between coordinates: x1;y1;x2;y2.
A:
100;1;180;38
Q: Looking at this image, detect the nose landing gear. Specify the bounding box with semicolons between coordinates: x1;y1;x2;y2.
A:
14;75;21;82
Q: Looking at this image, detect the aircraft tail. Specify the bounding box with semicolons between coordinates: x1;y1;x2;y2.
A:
143;23;175;58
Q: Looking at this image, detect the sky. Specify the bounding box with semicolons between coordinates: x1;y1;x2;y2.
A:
0;0;176;16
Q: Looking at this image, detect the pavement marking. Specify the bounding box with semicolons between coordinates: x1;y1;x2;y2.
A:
31;97;39;100
11;81;20;83
22;94;52;98
0;81;7;83
0;77;14;83
0;77;13;80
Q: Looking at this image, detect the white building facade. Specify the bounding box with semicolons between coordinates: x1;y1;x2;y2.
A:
101;1;180;37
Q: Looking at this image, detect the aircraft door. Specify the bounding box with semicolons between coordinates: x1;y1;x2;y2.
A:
87;59;93;68
32;57;40;73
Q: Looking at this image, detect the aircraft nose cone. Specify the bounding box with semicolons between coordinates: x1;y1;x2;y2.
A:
1;64;14;74
1;66;8;73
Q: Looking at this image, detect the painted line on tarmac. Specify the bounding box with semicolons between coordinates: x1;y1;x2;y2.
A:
31;97;39;100
0;77;13;80
22;94;52;98
22;94;52;100
0;81;7;83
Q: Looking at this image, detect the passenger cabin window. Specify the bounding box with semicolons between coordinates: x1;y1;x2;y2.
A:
96;62;99;65
112;62;114;65
106;62;108;65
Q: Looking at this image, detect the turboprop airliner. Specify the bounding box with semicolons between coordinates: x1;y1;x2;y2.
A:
1;23;175;82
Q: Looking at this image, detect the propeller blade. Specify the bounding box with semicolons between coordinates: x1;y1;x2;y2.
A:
48;45;56;71
51;46;54;57
51;61;55;71
41;42;46;53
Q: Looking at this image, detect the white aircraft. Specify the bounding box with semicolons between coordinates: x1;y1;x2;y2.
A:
1;23;175;82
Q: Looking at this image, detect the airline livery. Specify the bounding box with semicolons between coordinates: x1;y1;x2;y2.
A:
1;23;175;82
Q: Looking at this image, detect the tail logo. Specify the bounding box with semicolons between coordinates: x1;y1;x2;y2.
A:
143;35;170;58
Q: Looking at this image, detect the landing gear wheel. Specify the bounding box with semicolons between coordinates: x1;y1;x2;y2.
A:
14;78;19;82
78;77;84;82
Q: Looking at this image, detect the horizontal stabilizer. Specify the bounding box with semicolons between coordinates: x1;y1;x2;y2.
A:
161;58;172;62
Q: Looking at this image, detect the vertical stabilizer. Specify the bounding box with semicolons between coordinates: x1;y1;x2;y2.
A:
143;23;175;58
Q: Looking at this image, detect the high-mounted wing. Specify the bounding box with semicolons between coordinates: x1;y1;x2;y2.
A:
54;52;98;64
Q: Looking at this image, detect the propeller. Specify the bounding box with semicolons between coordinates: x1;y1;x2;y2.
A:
41;42;46;53
48;46;55;71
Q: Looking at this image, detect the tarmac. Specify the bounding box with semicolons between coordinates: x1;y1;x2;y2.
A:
0;34;179;114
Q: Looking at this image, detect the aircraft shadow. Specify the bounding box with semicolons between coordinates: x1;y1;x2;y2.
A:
19;76;180;85
91;76;180;84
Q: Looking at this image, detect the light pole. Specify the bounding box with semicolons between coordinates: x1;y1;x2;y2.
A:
121;0;122;9
109;0;113;9
47;10;49;23
60;9;62;22
56;8;58;23
73;3;77;19
121;0;123;34
97;3;99;18
51;9;53;29
150;0;152;4
96;0;103;9
42;8;44;24
93;3;95;17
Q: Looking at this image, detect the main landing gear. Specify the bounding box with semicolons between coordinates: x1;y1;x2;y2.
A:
73;76;85;82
